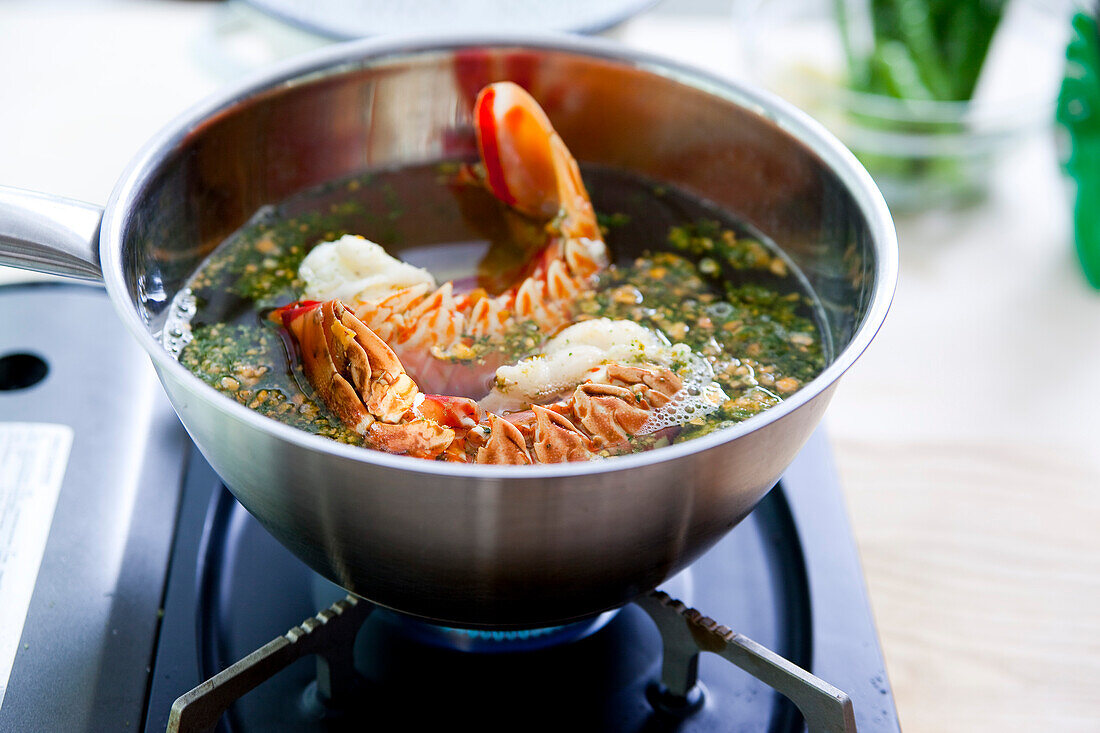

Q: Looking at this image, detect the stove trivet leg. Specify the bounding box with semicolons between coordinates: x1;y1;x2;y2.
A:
637;591;857;733
166;595;374;733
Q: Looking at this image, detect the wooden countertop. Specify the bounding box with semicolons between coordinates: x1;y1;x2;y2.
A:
830;155;1100;731
2;4;1097;730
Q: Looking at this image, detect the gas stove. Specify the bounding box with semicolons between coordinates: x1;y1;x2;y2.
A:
0;283;899;732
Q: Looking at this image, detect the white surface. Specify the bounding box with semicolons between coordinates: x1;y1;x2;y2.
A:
1;2;1098;730
0;423;73;709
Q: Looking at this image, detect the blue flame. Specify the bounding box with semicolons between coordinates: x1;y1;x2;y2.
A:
440;625;568;642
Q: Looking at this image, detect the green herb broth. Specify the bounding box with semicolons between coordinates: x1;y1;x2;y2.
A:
173;162;829;451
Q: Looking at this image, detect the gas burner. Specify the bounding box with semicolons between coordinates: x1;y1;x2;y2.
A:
144;429;899;732
166;590;855;733
386;608;622;653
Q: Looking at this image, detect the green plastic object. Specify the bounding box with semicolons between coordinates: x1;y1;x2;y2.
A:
1058;11;1100;289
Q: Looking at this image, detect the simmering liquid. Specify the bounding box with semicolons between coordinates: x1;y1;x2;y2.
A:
170;162;827;452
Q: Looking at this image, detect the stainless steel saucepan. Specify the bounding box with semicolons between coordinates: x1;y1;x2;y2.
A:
0;35;896;628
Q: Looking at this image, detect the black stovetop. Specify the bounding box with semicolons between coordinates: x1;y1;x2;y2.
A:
144;432;899;732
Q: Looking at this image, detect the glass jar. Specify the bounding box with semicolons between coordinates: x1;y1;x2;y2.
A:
733;0;1073;212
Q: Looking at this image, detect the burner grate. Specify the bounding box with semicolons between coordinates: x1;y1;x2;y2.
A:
638;591;855;731
142;431;899;732
168;597;368;733
167;591;855;733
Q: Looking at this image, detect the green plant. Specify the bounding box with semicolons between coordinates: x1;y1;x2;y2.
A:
836;0;1008;102
832;0;1010;208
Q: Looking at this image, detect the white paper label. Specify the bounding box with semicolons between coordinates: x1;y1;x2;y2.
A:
0;423;73;710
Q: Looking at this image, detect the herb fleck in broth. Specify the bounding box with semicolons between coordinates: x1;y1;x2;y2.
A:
175;163;827;454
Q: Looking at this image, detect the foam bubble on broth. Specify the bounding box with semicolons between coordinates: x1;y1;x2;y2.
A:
162;287;197;359
639;345;727;434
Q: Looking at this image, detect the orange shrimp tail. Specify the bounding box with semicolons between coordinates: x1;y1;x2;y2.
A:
474;81;599;240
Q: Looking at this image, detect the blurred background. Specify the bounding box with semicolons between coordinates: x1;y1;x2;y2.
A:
1;0;1097;730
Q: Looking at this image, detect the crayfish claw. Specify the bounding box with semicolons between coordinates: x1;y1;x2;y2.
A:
370;420;454;460
283;302;374;435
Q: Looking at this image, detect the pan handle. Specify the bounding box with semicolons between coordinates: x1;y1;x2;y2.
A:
0;186;103;281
